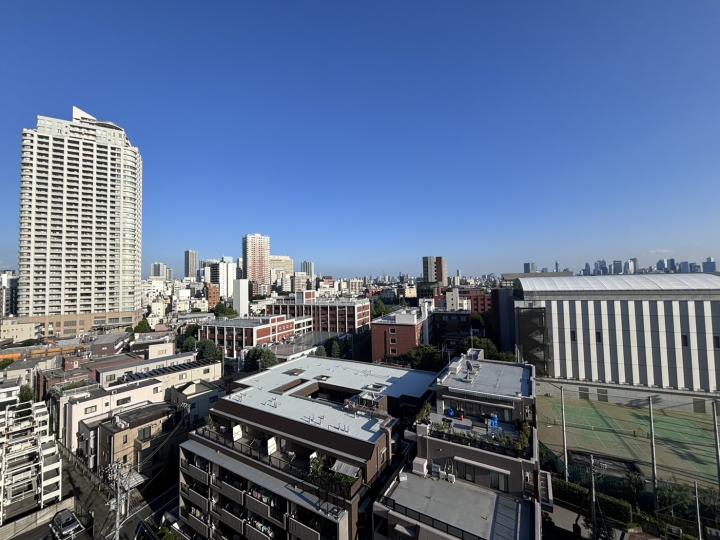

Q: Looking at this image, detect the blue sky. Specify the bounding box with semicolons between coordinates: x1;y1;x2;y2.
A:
1;1;719;277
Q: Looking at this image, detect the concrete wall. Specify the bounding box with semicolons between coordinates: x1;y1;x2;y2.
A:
0;496;75;537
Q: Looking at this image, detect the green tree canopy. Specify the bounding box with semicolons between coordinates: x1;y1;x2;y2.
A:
18;384;33;403
314;345;327;357
371;299;391;318
470;312;485;330
244;347;278;372
454;336;515;362
397;345;445;372
213;303;238;318
133;317;152;333
180;336;197;353
196;339;223;361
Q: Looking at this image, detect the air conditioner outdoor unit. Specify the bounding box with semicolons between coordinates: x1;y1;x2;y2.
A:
447;474;456;484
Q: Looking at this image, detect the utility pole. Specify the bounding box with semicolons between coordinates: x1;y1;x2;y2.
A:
113;464;121;540
561;386;569;482
714;400;720;493
695;481;702;540
590;454;597;540
649;396;658;512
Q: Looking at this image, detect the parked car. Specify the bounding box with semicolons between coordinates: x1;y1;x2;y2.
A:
49;509;82;539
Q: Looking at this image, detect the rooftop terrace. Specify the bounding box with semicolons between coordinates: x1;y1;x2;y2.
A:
223;356;435;443
438;350;533;399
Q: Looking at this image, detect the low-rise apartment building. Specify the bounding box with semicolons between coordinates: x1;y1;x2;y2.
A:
373;349;549;539
371;307;431;363
200;315;313;359
0;401;62;526
266;291;371;333
178;356;435;540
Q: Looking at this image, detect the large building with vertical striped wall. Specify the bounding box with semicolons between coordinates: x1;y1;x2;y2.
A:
514;274;720;392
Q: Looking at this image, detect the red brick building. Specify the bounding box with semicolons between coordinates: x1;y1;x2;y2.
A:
371;308;430;363
200;314;312;359
204;283;220;310
266;291;371;333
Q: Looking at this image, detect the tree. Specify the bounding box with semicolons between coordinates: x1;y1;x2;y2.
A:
191;307;201;313
454;336;514;361
180;336;197;353
196;339;223;362
329;340;341;358
0;359;14;370
397;345;445;372
314;345;327;357
18;384;33;403
371;299;391;318
124;326;133;333
184;324;199;338
213;303;237;319
244;347;278;372
133;317;152;333
470;312;485;331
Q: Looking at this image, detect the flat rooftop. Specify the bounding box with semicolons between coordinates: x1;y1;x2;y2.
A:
384;471;533;540
519;273;720;293
94;352;195;374
224;356;435;443
104;402;176;432
372;308;426;325
439;350;532;399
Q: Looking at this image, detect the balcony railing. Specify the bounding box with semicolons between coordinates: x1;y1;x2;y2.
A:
377;495;481;540
426;427;531;460
289;516;321;540
196;426;360;505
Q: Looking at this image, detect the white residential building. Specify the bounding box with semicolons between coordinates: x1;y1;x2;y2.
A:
232;279;250;318
0;401;62;526
17;107;143;337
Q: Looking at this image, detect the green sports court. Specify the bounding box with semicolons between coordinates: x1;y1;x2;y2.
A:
537;394;719;487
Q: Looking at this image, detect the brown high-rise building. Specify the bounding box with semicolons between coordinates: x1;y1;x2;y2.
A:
422;255;448;285
204;283;220;310
242;233;270;296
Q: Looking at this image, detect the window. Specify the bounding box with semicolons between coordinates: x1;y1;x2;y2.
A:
579;387;590;400
596;331;602;343
597;389;608;402
389;347;397;355
380;448;387;464
153;387;160;394
84;405;97;414
570;330;577;342
389;327;396;334
122;454;127;463
693;399;706;414
138;426;151;439
106;374;116;382
179;373;187;380
117;397;131;406
681;334;689;347
389;337;396;344
714;336;720;349
122;435;128;444
203;368;210;374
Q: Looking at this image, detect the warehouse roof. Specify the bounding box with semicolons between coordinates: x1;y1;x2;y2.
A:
519;274;720;293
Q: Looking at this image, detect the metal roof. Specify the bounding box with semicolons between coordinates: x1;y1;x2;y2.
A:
518;274;720;293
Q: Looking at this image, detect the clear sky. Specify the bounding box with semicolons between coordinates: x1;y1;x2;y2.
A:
1;1;719;277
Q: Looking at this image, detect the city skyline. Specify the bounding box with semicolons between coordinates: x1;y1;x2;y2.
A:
1;3;720;277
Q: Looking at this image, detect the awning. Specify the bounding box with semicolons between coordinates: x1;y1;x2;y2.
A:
124;469;147;490
330;460;360;478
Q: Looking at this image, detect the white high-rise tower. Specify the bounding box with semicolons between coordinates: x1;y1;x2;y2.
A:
17;107;143;336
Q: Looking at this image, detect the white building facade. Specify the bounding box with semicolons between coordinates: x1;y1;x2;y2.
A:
17;107;143;337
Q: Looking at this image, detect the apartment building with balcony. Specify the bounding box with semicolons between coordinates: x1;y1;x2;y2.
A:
0;401;62;526
178;355;436;540
16;107;143;337
373;349;549;539
266;291;371;334
51;356;221;454
199;315;313;359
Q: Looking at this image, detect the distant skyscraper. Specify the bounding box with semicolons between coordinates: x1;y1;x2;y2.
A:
301;260;315;280
611;260;623;275
16;107;142;335
243;234;271;295
554;261;559;273
678;261;691;273
422;256;448;284
703;257;717;273
583;262;591;276
657;259;667;272
523;262;537;273
184;250;198;279
151;262;172;281
667;258;677;273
